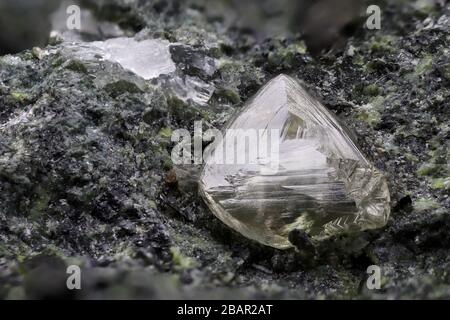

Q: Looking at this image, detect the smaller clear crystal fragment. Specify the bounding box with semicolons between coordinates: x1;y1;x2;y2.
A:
64;38;176;80
89;37;176;80
199;75;390;249
64;37;215;105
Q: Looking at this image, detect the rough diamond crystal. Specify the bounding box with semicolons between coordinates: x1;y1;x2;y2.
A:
199;74;390;249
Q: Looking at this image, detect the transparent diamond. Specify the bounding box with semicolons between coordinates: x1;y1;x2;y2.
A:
199;75;390;249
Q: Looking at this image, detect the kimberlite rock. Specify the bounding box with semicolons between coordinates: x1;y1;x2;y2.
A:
0;0;448;300
200;75;390;249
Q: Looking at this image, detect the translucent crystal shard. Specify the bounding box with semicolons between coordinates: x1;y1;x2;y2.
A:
89;37;176;80
199;74;390;249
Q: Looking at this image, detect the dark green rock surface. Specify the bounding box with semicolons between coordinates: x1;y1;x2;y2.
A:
0;0;448;299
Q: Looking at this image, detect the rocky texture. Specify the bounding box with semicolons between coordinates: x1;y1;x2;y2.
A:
0;0;449;299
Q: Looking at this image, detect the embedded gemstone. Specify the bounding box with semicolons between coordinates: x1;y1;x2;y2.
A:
199;74;390;249
90;37;176;80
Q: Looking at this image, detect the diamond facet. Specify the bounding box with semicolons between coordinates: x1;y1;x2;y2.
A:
199;74;390;249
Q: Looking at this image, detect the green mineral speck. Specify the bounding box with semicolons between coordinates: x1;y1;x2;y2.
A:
413;55;434;77
356;96;385;126
104;80;143;96
414;198;440;212
216;88;241;104
147;200;157;209
431;177;450;190
29;191;51;220
417;163;442;177
268;42;307;68
170;247;196;269
363;84;380;96
404;153;419;162
10;91;29;103
64;59;88;73
158;127;173;139
443;64;450;81
369;36;395;53
352;53;365;67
